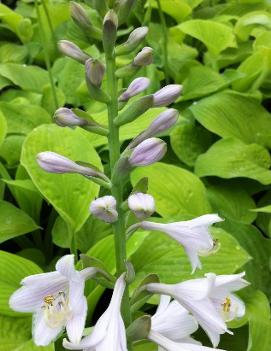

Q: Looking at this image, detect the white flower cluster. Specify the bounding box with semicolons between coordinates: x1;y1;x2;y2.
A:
9;192;248;350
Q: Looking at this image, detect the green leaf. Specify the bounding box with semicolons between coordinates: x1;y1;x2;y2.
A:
52;215;112;252
0;101;50;135
131;162;212;218
195;138;271;185
179;19;236;55
207;183;256;224
0;110;7;148
170;118;213;166
130;227;250;288
0;315;54;350
0;200;39;244
221;221;271;299
21;124;102;232
0;135;25;166
0;43;28;63
0;64;49;93
182;65;229;100
241;289;271;351
0;251;42;316
235;11;271;41
190;91;271;148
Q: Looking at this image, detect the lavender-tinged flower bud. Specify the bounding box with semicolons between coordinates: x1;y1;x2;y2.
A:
70;2;91;28
119;77;150;102
116;27;149;56
85;58;105;88
37;152;111;189
128;192;155;219
90;196;118;223
58;40;89;64
153;85;182;107
128;138;167;166
103;10;118;57
54;108;87;127
129;109;179;148
118;0;136;25
133;47;153;67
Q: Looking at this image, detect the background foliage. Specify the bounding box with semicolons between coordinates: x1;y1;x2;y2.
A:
0;0;271;350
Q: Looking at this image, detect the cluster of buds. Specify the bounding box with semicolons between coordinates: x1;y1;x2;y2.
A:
12;1;249;351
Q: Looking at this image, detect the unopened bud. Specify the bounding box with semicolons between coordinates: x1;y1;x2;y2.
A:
58;40;89;64
128;192;155;219
117;0;136;25
85;59;110;103
71;2;91;28
119;77;150;102
129;109;179;148
103;10;118;57
116;27;149;56
153;85;182;107
128;138;167;166
37;152;110;188
54;108;87;127
70;2;102;40
133;47;153;67
85;58;105;88
90;196;118;223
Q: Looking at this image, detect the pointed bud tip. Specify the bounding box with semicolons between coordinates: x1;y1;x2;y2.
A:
129;138;167;167
153;85;183;107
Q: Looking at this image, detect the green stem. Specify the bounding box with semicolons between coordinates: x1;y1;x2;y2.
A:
35;0;58;112
156;0;169;83
68;222;78;262
105;55;132;334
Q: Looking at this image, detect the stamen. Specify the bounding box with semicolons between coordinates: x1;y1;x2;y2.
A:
222;297;231;313
42;291;71;328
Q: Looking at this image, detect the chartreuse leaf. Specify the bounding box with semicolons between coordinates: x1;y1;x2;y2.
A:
206;183;256;224
131;162;212;218
190;91;271;148
0;64;49;93
0;101;50;135
21;124;102;232
147;0;192;22
0;110;7;147
179;19;236;55
130;227;250;289
182;65;229;100
195;138;271;185
0;315;54;351
170;118;213;166
0;200;39;244
0;251;42;316
235;11;271;41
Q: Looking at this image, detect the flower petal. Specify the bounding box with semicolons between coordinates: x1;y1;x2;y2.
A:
56;255;78;281
66;278;88;344
33;309;64;346
9;278;68;313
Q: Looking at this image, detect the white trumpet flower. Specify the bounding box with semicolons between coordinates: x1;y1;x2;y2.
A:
9;255;96;346
63;274;127;351
130;214;223;273
147;272;249;347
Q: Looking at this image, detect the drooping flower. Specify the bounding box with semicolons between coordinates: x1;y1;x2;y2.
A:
146;272;249;347
63;274;127;350
90;195;118;223
149;295;226;351
128;192;155;219
129;214;223;272
9;255;96;346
